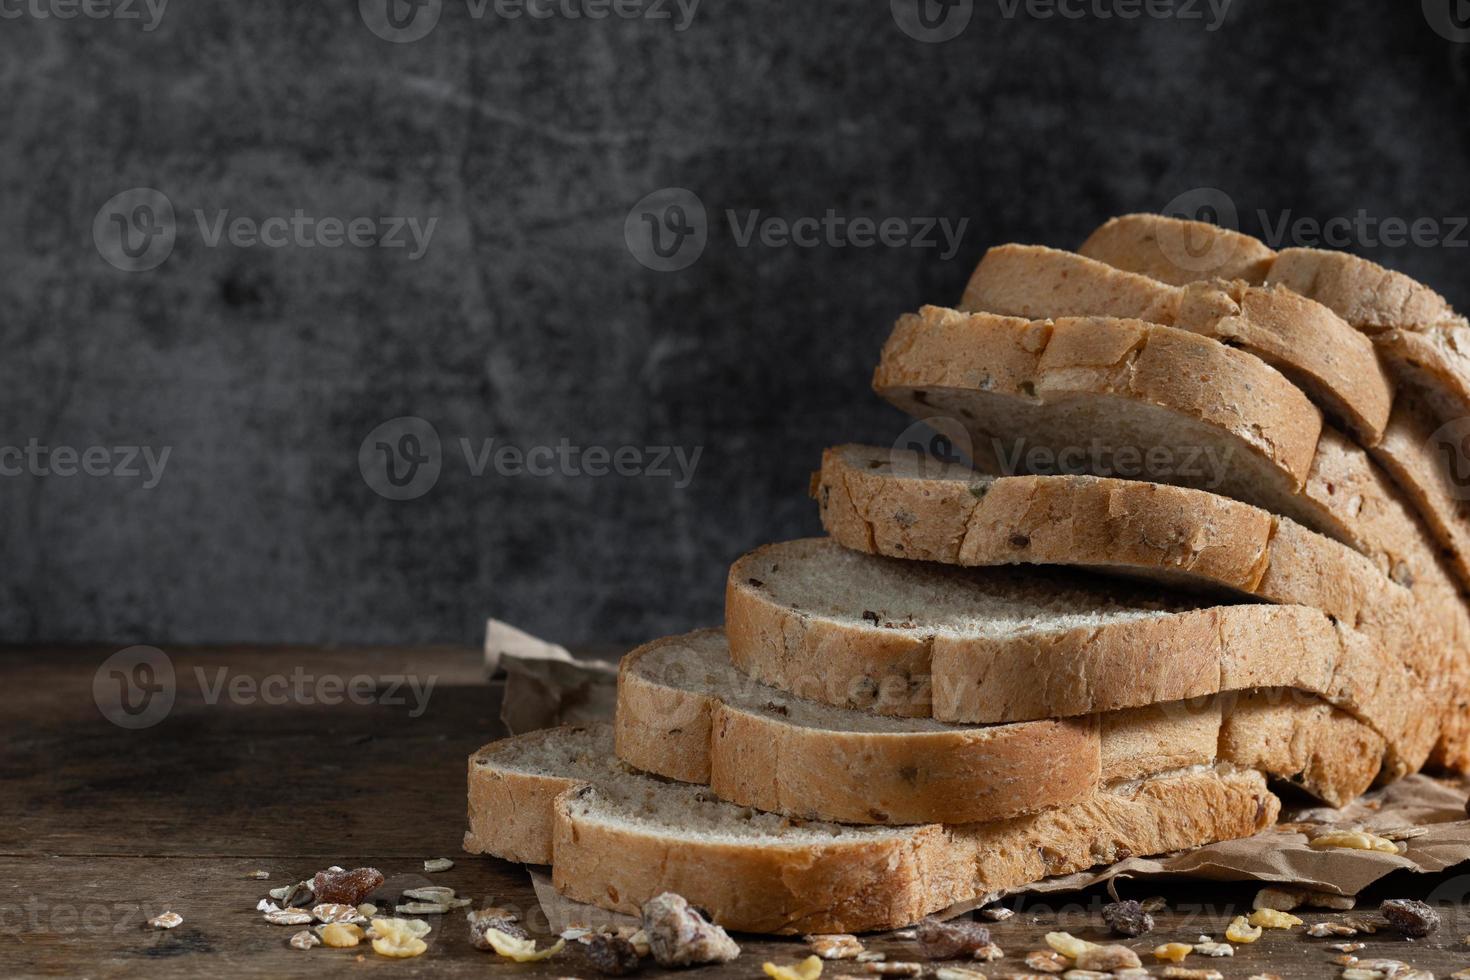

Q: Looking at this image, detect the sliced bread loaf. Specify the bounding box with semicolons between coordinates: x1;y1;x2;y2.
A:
465;723;1280;933
960;243;1393;443
618;629;1378;813
725;539;1433;772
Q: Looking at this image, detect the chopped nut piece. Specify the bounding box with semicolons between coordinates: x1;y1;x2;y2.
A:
971;943;1002;962
641;893;740;967
423;858;454;872
765;955;824;980
1343;917;1380;934
289;930;319;950
1335;954;1361;966
148;911;183;930
320;923;364;948
1253;887;1303;911
1308;830;1399;853
855;952;886;963
980;907;1014;922
247;870;270;880
892;929;917;940
1192;942;1232;957
1225;916;1261;944
1377;826;1428;841
474;926;563;962
1308;922;1359;937
859;963;921;977
1382;899;1440;937
1024;949;1068;973
312;867;383;905
1139;896;1168;913
1449;970;1470;979
916;917;992;959
1044;932;1093;959
806;935;864;960
1074;944;1141;971
1247;908;1302;929
263;907;315;926
357;903;377;917
586;933;641;975
312;904;363;924
269;880;314;907
403;886;455;903
1160;970;1222;980
935;969;987;980
1101;899;1154;937
1153;943;1192;962
1246;974;1284;980
396;901;451;915
1330;942;1367;953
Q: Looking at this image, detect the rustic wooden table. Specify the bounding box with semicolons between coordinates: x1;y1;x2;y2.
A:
6;646;1470;979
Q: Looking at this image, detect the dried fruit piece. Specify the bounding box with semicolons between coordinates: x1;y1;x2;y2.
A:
1024;949;1068;973
1247;908;1302;929
289;930;319;950
1382;899;1440;937
586;933;641;975
369;917;431;940
915;917;992;959
1308;830;1399;852
642;892;740;967
1225;916;1261;944
320;923;365;948
765;955;823;980
807;935;864;960
1101;899;1154;937
1252;887;1303;911
148;911;182;930
1074;944;1142;971
372;933;428;958
312;867;383;905
1154;943;1192;962
1044;931;1093;959
356;903;378;917
472;925;562;962
423;858;454;872
1193;942;1232;957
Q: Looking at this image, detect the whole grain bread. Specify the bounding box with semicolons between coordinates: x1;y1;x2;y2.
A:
724;539;1434;772
618;628;1379;813
871;305;1464;765
465;723;1280;934
961;243;1393;443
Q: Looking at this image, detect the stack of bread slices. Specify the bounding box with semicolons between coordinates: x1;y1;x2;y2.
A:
464;214;1470;935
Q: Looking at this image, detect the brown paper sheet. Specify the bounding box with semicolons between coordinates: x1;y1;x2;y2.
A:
484;620;1470;923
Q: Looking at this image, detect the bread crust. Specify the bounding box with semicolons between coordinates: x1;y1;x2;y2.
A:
1081;212;1275;286
1219;692;1385;807
726;540;1434;774
963;244;1392;442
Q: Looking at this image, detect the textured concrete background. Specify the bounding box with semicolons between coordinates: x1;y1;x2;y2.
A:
3;0;1468;646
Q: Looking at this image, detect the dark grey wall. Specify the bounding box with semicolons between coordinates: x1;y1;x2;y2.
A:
4;0;1469;646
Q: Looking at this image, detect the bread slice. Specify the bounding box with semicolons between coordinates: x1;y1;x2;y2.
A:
960;243;1393;443
725;539;1432;772
816;444;1417;647
465;723;1280;933
871;305;1463;761
1080;213;1470;594
617;629;1378;813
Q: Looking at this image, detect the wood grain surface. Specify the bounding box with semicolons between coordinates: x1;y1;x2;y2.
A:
7;645;1470;979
